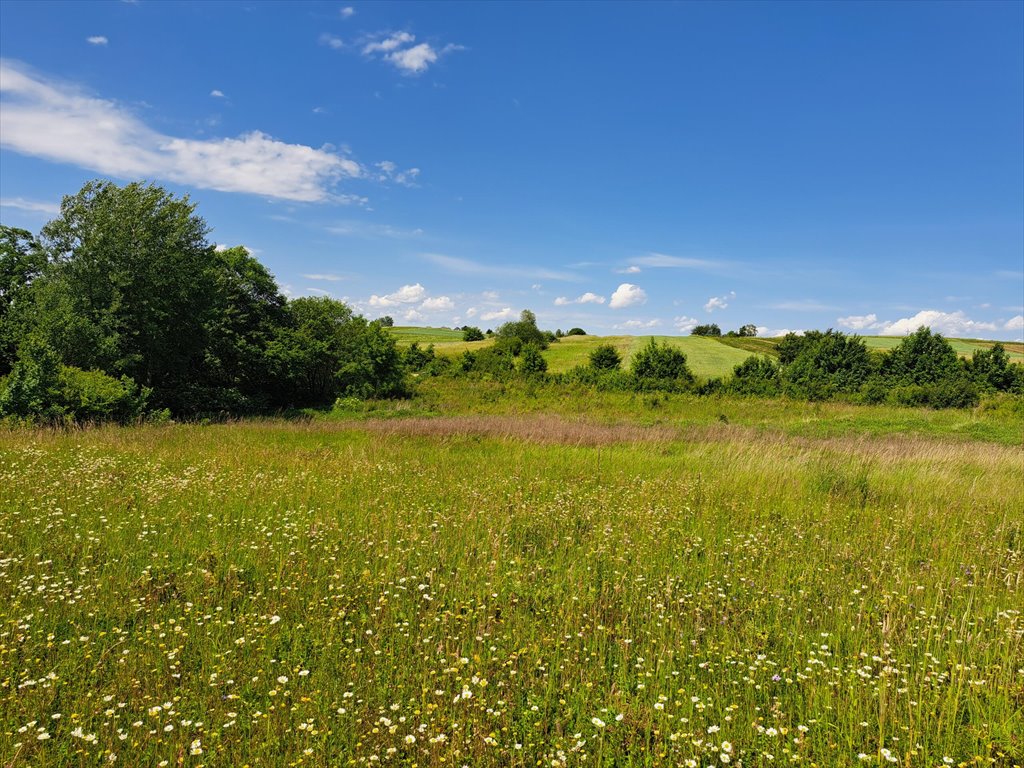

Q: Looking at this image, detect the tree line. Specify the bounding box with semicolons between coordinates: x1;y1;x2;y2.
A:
2;180;1020;422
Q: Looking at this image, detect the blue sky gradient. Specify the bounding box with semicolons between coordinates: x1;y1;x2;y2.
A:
1;0;1022;338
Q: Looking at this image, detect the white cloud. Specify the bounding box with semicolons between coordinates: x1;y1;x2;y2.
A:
631;253;719;270
615;319;660;330
1005;315;1024;331
361;32;460;75
839;309;1005;337
466;307;478;318
421;296;455;311
403;308;426;323
609;283;647;309
875;310;997;337
617;265;642;274
481;290;500;301
481;307;515;322
674;316;699;333
375;161;420;187
703;291;735;313
340;6;355;18
319;33;345;50
555;292;605;306
210;89;226;98
837;313;881;331
327;220;424;239
301;273;345;282
86;36;108;46
0;196;59;215
0;60;373;202
368;283;426;308
757;327;802;338
769;299;837;312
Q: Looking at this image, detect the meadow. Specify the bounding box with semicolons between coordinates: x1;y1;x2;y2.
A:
389;328;1024;380
1;391;1022;767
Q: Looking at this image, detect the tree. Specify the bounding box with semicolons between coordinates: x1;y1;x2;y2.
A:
566;327;586;336
33;180;215;412
780;330;872;399
462;326;485;342
630;338;694;389
880;326;961;385
518;343;548;376
589;343;622;371
0;225;48;374
376;315;394;327
691;323;721;337
738;324;758;337
497;309;549;349
965;343;1017;392
202;246;288;411
730;355;780;396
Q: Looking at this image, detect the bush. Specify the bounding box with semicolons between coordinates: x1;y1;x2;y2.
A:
566;327;586;336
57;366;150;422
497;310;549;349
588;343;622;371
691;323;721;337
630;338;694;391
729;356;781;396
462;326;485;342
518;344;548;376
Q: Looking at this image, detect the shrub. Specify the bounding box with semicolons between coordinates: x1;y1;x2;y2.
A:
57;366;150;422
497;310;549;349
588;343;622;371
630;339;694;391
518;344;548;376
730;356;781;396
462;326;485;342
566;327;586;336
691;323;721;337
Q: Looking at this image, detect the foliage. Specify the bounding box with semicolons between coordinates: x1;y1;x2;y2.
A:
780;330;872;400
690;323;721;337
402;341;436;372
497;309;550;349
565;327;586;336
880;326;961;385
0;225;48;375
630;338;694;390
375;315;394;327
461;325;485;342
518;343;548;376
588;343;622;371
729;355;781;396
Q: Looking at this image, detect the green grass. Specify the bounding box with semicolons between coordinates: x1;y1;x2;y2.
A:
541;336;761;378
860;336;1024;361
389;326;468;345
1;394;1022;766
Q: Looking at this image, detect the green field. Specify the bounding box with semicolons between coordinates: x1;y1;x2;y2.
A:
2;392;1022;766
391;327;1024;377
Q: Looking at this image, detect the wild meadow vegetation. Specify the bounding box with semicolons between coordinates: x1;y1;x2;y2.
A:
2;180;1023;766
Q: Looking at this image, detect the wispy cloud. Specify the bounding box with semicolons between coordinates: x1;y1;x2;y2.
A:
630;252;720;271
609;283;647;309
340;6;355;18
361;32;462;75
319;33;344;50
615;318;660;330
326;220;424;239
0;196;59;215
0;60;376;203
375;160;420;187
422;253;581;282
301;273;345;282
86;36;108;46
768;299;838;312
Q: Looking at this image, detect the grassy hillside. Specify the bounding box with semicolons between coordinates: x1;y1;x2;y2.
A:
2;405;1020;765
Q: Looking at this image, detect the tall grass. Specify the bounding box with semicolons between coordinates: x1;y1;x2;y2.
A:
1;413;1021;766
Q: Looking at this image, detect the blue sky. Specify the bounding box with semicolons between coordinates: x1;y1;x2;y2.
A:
1;0;1022;339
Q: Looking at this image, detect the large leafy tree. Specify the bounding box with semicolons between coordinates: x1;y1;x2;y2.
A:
0;225;48;374
34;180;216;411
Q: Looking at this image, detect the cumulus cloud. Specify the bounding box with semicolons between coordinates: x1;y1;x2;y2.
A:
340;6;355;18
1005;315;1024;331
836;313;880;331
368;283;426;308
361;32;461;75
674;316;699;333
0;60;377;203
481;307;515;322
554;292;605;306
838;309;1004;337
420;296;455;311
86;36;108;46
703;291;735;313
210;89;226;98
757;327;802;338
609;283;647;309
